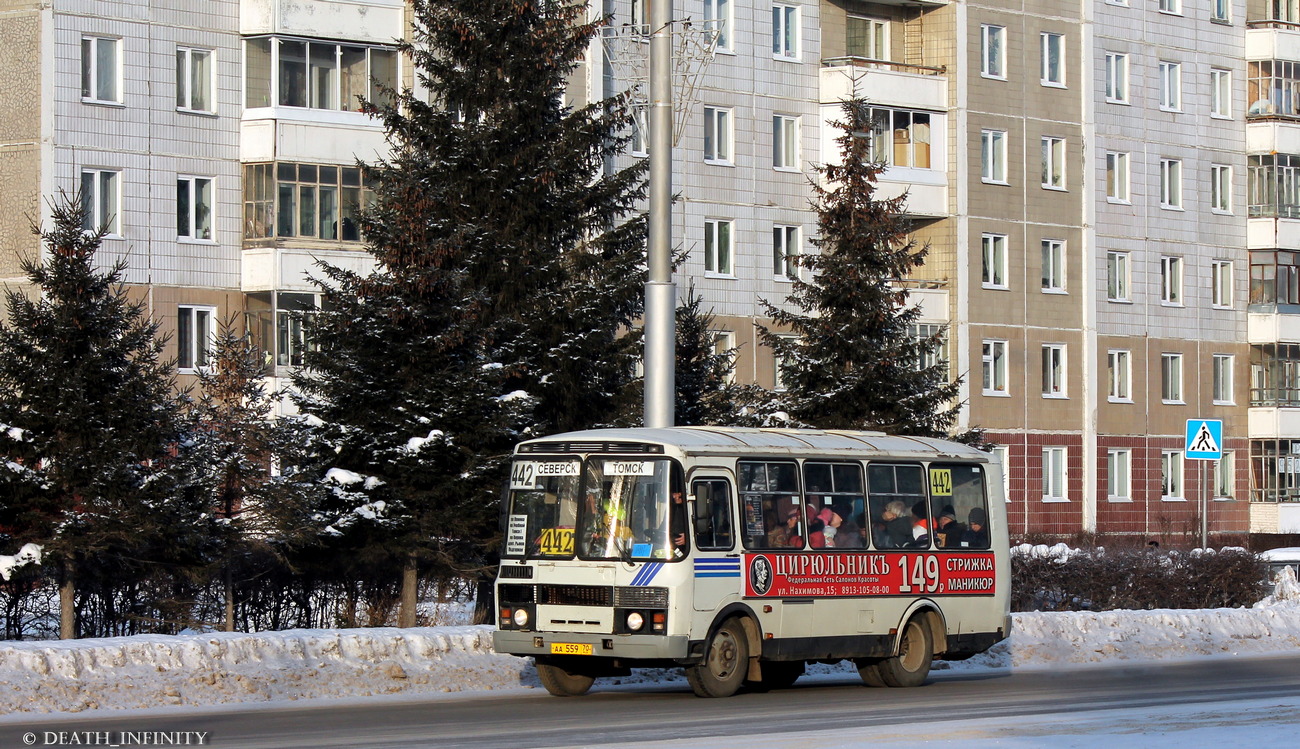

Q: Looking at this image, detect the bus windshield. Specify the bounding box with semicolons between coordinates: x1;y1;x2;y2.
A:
505;459;583;559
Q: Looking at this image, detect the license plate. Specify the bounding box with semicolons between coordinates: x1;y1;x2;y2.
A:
550;642;593;656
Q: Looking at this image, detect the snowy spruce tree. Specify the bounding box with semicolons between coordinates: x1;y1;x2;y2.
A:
674;288;745;426
294;0;647;622
759;100;962;437
0;194;214;638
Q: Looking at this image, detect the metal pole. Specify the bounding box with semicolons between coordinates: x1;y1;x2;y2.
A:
1201;461;1208;550
643;0;676;429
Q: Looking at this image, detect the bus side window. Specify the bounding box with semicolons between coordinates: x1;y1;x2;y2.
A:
928;463;990;550
692;479;734;550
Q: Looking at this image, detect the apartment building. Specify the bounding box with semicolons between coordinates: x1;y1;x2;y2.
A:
1;0;1295;538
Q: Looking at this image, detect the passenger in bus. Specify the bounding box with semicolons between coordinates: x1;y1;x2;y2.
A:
934;506;967;548
872;500;911;548
961;508;990;548
670;491;688;557
910;501;931;548
768;508;800;548
807;516;827;548
831;503;864;548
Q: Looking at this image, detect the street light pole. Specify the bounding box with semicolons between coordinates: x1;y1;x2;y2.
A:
643;0;675;429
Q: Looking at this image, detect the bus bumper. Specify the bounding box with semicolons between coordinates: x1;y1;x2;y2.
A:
493;630;690;660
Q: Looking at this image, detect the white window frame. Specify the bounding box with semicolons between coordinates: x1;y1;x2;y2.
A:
1041;136;1066;190
1040;32;1065;87
1107;251;1131;302
80;168;121;236
1042;344;1067;398
177;175;214;241
981;25;1006;79
1213;353;1235;404
712;330;737;384
991;445;1011;499
630;108;649;156
176;47;214;114
1108;349;1132;402
981;129;1008;184
177;305;216;373
773;224;800;280
1159;61;1183;111
1161;352;1185;403
81;36;122;104
1162;450;1185;501
1211;0;1231;21
773;114;800;170
1159;0;1182;15
773;335;797;391
704;218;733;276
1106;151;1130;203
1210;68;1232;118
631;0;646;27
772;3;800;60
1105;53;1129;104
982;233;1009;289
1214;453;1234;500
982;339;1009;396
847;14;889;61
1211;164;1232;214
705;0;733;52
703;106;733;164
1160;158;1183;210
1212;260;1233;308
1042;447;1068;502
1041;239;1066;292
1160;255;1184;305
1107;449;1132;501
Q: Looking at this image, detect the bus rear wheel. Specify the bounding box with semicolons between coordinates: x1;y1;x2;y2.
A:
748;660;804;691
687;618;749;698
536;660;596;697
875;616;933;688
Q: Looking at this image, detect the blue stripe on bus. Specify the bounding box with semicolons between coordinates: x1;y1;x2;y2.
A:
695;572;741;578
630;562;662;586
694;560;740;570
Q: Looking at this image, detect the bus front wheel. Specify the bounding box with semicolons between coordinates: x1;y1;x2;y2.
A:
686;618;749;698
536;660;596;697
874;616;933;688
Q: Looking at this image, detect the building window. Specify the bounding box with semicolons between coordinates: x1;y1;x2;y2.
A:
1106;151;1130;202
1042;447;1067;501
981;25;1005;79
1250;250;1300;305
1161;255;1184;305
1162;352;1184;403
866;108;933;169
1040;32;1065;87
713;330;736;383
910;323;947;374
178;305;215;372
982;340;1008;395
1160;158;1183;209
981;130;1007;184
1041;137;1066;190
1162;450;1184;500
1107;449;1132;501
1107;251;1131;301
982;233;1008;289
772;3;799;59
773;115;800;170
246;292;317;369
1214;353;1235;404
1105;53;1129;104
773;224;800;280
1212;260;1234;308
244;162;371;241
1211;68;1232;117
847;15;888;60
177;176;213;241
773;335;797;390
631;0;646;27
1108;349;1131;401
1211;0;1230;22
1041;239;1065;292
80;169;120;236
1248;61;1300;118
81;36;121;103
704;106;733;163
704;219;733;275
243;37;397;111
1042;344;1066;397
705;0;732;51
1159;0;1182;14
176;47;214;113
630;108;648;156
1251;344;1300;405
1214;453;1234;499
1248;154;1300;218
1211;164;1232;213
1159;61;1182;111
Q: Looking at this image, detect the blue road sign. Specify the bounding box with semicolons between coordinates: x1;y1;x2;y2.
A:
1185;419;1223;461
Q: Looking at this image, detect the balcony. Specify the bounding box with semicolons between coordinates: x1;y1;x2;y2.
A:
241;0;405;44
820;59;947;112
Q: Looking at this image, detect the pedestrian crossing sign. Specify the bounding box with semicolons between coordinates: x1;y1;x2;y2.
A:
1184;419;1223;461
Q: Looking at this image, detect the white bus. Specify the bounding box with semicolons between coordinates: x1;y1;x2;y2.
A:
493;427;1010;698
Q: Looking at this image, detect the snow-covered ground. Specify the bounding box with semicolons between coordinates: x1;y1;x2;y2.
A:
1;570;1299;718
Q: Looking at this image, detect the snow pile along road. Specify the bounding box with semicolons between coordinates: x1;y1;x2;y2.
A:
1;572;1299;715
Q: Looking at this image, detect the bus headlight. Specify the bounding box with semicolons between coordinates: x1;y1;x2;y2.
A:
513;608;530;627
626;612;645;631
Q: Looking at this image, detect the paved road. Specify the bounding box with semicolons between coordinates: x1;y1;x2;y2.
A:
5;655;1300;748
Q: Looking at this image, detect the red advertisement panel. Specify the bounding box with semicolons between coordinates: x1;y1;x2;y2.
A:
743;552;997;598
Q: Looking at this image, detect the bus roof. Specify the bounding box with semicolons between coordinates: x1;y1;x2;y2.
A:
516;427;992;462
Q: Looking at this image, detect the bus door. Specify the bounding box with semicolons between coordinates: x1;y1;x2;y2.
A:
690;477;741;612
